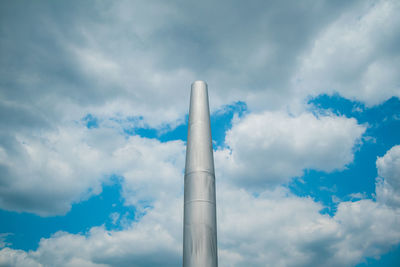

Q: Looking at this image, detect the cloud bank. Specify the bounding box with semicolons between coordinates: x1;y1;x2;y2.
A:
1;144;400;267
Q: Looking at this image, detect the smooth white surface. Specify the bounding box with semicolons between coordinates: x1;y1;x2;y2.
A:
183;81;218;267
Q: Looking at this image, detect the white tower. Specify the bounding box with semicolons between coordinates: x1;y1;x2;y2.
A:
183;81;218;267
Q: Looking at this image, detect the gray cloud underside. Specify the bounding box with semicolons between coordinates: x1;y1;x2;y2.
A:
0;0;398;130
3;0;397;127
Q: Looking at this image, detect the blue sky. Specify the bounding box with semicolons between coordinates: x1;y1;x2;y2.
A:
0;0;400;266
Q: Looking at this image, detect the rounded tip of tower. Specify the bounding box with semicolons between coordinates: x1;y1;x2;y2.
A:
192;80;207;87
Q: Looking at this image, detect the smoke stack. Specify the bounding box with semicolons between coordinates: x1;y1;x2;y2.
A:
183;81;218;267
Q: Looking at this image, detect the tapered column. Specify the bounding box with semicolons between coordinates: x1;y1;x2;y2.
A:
183;81;218;267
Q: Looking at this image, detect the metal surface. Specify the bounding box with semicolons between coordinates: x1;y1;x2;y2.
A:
183;81;218;267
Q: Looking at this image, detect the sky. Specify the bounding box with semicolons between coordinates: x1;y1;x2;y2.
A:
0;0;399;266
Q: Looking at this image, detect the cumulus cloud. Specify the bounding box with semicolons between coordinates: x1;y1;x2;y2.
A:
294;0;400;106
0;122;185;216
376;145;400;207
0;196;183;267
217;187;400;267
0;248;41;267
215;111;366;188
1;174;400;267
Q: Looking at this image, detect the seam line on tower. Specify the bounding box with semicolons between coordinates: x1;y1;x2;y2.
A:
185;199;215;205
185;170;215;176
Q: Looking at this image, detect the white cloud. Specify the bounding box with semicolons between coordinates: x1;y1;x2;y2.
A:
376;145;400;207
115;136;185;208
294;0;400;106
0;197;183;267
0;248;41;267
2;144;400;267
332;200;400;266
217;186;400;267
0;122;185;216
0;124;110;215
215;111;366;188
1;182;399;267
